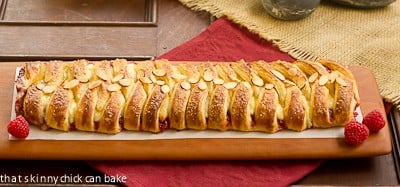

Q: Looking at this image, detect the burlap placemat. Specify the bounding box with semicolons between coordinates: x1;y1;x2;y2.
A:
179;0;400;109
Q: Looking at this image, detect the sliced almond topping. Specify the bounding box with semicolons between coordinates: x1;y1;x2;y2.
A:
180;81;191;90
318;75;329;86
223;82;238;89
285;80;297;87
77;76;89;83
308;73;318;83
149;74;157;83
119;78;133;87
156;80;166;85
298;80;306;89
42;85;57;94
89;80;102;89
288;68;297;76
203;70;213;82
63;79;80;89
96;69;109;81
136;70;145;78
161;85;170;94
36;83;45;90
243;81;252;89
171;74;187;80
140;77;152;84
265;84;274;90
153;69;166;77
336;77;347;87
44;74;52;83
188;77;199;84
251;76;264;87
107;84;121;92
112;74;124;83
213;78;224;85
329;71;339;82
198;81;207;90
229;74;240;82
271;70;286;81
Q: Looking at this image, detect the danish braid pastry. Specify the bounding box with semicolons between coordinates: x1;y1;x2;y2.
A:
15;59;360;134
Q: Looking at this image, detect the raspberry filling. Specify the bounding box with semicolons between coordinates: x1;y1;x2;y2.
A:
278;119;286;130
69;124;76;131
329;109;334;122
353;111;359;118
119;115;124;129
159;121;169;131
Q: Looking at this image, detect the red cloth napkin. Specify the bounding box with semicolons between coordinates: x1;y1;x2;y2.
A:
89;17;323;187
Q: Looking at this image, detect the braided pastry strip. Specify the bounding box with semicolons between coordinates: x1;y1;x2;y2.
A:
15;59;360;134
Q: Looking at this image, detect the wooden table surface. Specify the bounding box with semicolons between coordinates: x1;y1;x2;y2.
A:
0;0;399;186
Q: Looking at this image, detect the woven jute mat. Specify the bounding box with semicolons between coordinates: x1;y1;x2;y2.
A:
179;0;400;109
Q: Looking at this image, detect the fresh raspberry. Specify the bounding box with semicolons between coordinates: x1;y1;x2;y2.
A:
7;115;30;139
362;109;386;132
344;120;369;146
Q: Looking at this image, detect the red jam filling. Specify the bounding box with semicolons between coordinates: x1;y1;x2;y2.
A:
353;111;359;118
69;124;76;131
159;121;169;131
94;122;100;131
119;115;124;129
329;109;334;122
278;119;286;130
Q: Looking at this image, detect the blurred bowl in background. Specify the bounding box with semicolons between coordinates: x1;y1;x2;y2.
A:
261;0;321;20
329;0;396;8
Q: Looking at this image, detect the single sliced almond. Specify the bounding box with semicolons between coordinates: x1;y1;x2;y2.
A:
251;76;264;87
285;80;297;87
243;81;252;89
36;83;45;90
156;80;166;86
265;83;274;90
161;85;170;94
188;77;199;84
288;68;297;76
329;71;339;82
180;81;191;90
112;74;124;83
223;82;237;89
318;75;329;86
119;78;133;87
213;78;224;85
95;69;109;81
336;77;347;87
140;77;152;84
203;70;213;82
153;69;166;77
42;85;57;94
63;79;80;89
77;76;89;83
271;70;286;81
308;73;318;83
198;81;207;90
298;80;306;89
44;74;52;83
149;74;157;83
171;74;187;80
89;80;102;89
107;84;121;92
229;75;240;82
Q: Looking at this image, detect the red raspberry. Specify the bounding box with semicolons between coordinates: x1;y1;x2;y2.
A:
344;120;369;146
7;115;30;139
362;109;386;132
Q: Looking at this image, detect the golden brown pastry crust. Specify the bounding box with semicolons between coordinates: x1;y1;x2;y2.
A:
15;59;360;134
123;83;147;131
169;82;190;130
